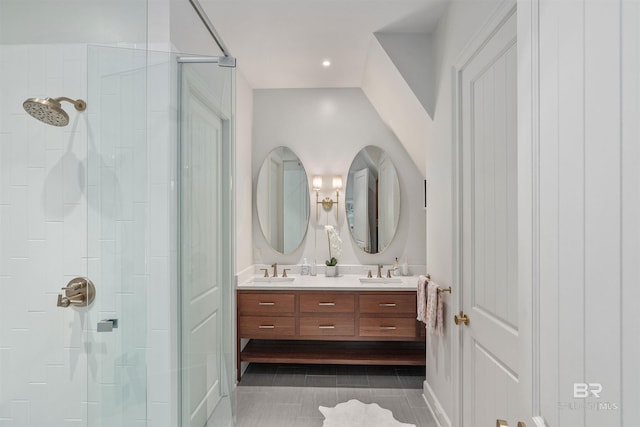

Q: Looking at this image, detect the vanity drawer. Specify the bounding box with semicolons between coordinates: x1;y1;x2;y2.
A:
359;317;417;338
299;317;355;336
300;293;355;313
238;293;295;315
359;294;416;315
239;316;295;337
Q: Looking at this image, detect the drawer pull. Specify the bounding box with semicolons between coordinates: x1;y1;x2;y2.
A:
379;303;397;307
318;325;336;329
258;302;275;306
318;302;336;306
379;326;397;330
258;325;275;329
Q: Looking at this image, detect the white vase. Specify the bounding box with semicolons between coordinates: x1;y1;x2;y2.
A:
325;265;338;277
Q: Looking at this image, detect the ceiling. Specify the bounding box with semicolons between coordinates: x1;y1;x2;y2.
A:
200;0;448;89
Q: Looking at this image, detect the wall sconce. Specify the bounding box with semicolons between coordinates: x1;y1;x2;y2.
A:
313;175;342;221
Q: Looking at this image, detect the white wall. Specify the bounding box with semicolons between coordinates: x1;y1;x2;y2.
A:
374;32;435;117
534;0;639;425
169;0;224;57
252;88;425;269
235;71;254;275
0;1;147;46
361;38;431;178
424;1;504;425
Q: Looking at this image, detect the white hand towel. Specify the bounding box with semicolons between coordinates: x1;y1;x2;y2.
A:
416;275;428;323
425;281;439;333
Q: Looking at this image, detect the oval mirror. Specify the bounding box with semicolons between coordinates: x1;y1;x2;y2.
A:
256;147;310;254
345;146;400;254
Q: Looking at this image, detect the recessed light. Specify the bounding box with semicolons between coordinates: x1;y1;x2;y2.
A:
322;60;331;67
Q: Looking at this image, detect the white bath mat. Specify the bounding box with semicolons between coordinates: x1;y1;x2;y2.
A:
319;399;416;427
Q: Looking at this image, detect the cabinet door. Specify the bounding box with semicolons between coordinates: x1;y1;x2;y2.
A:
238;293;295;315
300;293;355;313
299;317;355;336
239;316;296;338
359;317;417;338
359;294;416;314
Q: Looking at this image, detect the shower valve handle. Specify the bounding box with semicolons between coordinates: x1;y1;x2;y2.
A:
57;294;71;308
56;277;96;308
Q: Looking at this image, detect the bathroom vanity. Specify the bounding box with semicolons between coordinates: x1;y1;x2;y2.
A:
236;275;425;380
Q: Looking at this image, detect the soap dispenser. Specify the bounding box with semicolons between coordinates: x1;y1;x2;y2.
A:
310;259;317;276
301;258;310;276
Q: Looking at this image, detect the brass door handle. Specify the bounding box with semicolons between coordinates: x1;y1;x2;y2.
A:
496;419;527;427
454;311;469;325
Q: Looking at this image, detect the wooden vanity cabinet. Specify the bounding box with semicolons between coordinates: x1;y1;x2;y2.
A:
236;289;426;380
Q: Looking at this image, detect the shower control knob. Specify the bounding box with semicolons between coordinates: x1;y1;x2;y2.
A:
55;277;96;308
57;294;71;308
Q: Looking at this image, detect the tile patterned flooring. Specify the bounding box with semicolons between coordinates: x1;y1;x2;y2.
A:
235;364;437;427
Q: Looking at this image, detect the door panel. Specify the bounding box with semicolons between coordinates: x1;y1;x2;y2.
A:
181;65;224;427
352;168;370;251
460;10;520;427
179;59;234;427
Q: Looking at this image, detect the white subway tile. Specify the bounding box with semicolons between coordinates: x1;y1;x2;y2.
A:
148;330;171;404
43;149;65;221
149;257;170;331
149;184;170;258
10;400;28;427
26;168;46;241
132;204;148;276
7;189;29;259
147;111;172;185
61;150;85;206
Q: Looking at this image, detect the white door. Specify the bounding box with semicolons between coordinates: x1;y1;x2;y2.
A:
377;154;399;251
352;168;370;251
283;160;307;253
180;66;224;427
458;7;530;427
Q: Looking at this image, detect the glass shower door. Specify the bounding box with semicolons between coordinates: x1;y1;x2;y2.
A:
86;45;149;427
178;57;235;427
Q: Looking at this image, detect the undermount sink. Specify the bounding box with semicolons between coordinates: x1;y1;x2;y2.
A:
359;277;402;284
252;276;295;283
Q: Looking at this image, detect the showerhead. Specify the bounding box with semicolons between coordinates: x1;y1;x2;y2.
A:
22;97;87;127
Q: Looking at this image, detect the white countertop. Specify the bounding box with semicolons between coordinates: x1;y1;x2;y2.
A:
237;274;420;291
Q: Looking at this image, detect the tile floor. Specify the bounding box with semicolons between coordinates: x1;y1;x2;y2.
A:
234;363;437;427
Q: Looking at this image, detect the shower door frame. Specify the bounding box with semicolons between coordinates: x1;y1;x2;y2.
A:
176;55;236;427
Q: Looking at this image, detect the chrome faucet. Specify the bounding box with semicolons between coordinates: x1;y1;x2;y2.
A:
377;264;383;278
271;263;278;278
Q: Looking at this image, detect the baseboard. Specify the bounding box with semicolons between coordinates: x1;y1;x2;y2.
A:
422;380;451;427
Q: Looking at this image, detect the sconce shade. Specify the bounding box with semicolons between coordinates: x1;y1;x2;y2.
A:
332;175;343;189
312;176;323;190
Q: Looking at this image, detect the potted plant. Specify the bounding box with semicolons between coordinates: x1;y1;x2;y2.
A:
324;225;342;277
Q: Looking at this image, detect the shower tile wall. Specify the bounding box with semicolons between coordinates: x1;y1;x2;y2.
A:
0;45;175;427
145;53;176;427
0;44;89;427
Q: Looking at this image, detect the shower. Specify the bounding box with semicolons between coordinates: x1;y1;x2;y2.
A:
22;96;87;126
